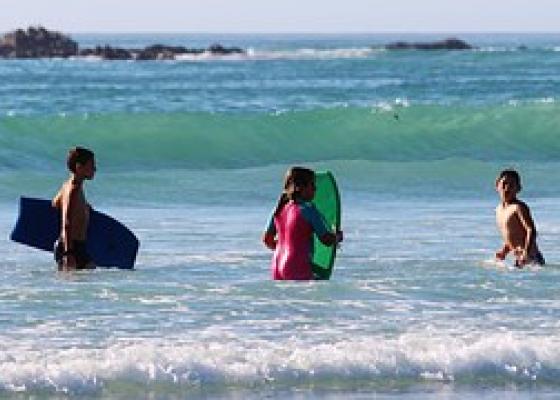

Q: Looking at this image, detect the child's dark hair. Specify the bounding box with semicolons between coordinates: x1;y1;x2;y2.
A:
274;167;315;216
67;147;94;173
497;169;521;188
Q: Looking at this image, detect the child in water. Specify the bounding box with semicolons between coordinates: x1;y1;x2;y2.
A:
263;167;343;280
52;147;96;271
495;169;545;267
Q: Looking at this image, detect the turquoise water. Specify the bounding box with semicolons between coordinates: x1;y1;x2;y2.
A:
1;34;560;399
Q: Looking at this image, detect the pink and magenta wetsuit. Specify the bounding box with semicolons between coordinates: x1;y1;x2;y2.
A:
266;200;330;280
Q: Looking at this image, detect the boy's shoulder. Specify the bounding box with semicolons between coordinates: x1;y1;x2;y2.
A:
513;199;530;210
63;180;83;198
496;200;530;215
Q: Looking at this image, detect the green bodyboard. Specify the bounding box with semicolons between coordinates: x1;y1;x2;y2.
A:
312;171;341;280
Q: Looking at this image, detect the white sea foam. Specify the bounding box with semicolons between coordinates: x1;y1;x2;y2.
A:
249;47;378;60
1;332;560;394
508;97;556;107
174;51;249;62
171;47;379;62
371;98;411;113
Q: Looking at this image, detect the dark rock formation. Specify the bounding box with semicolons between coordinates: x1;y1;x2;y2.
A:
135;44;244;59
79;45;133;60
0;26;78;58
134;44;244;60
208;43;244;55
0;44;13;57
0;26;246;60
135;44;203;60
385;38;473;51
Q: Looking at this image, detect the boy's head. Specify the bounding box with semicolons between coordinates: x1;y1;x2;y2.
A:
67;147;96;179
496;169;521;201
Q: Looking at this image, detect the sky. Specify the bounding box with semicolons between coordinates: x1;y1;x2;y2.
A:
1;0;560;33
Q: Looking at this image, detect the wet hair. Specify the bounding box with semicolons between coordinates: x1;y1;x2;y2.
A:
497;169;521;188
274;167;315;216
67;147;94;173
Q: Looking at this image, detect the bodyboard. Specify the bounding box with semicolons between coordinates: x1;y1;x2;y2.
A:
312;171;341;280
10;197;139;269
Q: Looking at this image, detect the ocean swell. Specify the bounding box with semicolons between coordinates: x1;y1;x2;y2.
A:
1;103;559;172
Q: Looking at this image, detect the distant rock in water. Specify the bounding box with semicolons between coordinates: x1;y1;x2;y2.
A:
208;43;244;55
385;38;473;51
0;26;78;58
135;44;244;60
0;26;246;60
137;44;195;60
79;45;133;60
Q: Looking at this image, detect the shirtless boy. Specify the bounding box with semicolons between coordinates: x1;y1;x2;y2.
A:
495;169;544;267
52;147;96;271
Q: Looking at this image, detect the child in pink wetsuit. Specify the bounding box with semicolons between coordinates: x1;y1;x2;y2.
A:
263;167;342;280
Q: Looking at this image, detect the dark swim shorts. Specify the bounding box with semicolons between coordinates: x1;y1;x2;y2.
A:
54;239;93;269
515;250;545;267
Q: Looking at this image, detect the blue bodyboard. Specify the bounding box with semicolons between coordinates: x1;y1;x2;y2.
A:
10;197;139;269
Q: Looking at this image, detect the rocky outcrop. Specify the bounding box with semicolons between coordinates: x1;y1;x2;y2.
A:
208;43;244;55
135;44;202;60
0;26;78;58
79;46;133;60
0;26;246;60
135;44;243;60
385;38;473;50
0;44;13;57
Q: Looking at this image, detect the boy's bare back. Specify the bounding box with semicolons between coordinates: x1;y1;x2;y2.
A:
53;179;90;241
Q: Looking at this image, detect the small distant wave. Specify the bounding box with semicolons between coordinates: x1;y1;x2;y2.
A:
475;46;523;53
475;45;560;53
69;47;381;62
508;97;556;106
174;47;379;61
246;47;380;60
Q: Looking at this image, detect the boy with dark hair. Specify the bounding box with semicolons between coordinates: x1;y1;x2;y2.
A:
52;147;96;270
495;169;544;267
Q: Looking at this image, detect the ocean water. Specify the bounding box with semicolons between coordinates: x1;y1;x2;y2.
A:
1;33;560;399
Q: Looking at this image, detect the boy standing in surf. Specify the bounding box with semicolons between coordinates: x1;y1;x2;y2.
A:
495;169;544;267
263;167;342;280
52;147;96;271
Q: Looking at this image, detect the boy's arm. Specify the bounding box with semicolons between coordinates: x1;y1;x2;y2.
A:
495;205;510;260
495;243;511;260
514;203;537;260
52;188;62;209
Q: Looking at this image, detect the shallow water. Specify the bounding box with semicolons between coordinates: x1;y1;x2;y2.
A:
2;195;560;398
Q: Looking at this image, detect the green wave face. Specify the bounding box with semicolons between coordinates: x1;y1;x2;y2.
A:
1;103;559;171
1;104;559;204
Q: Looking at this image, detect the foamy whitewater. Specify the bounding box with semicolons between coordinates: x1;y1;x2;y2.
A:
1;33;560;399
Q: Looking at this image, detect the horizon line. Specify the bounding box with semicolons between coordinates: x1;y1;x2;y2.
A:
2;26;560;35
55;30;560;35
